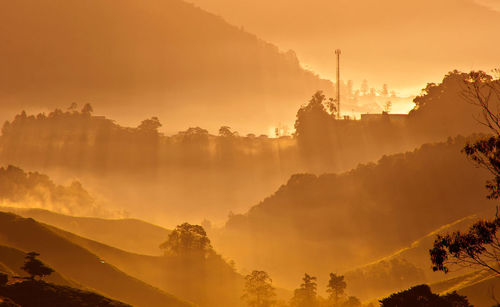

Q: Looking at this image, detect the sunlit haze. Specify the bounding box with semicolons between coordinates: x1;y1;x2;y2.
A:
0;1;499;307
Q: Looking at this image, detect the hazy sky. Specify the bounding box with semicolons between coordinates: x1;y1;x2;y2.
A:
1;0;499;134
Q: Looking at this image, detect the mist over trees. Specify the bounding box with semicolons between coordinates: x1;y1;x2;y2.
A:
216;134;493;293
0;0;334;133
0;165;102;216
1;70;495;175
0;70;496;222
0;69;499;305
242;270;276;307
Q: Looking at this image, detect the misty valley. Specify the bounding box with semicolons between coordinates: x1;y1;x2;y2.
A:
0;0;500;307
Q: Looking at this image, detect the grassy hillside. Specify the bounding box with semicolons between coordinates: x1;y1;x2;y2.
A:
0;212;192;307
431;270;500;307
0;207;170;256
342;213;494;300
48;223;246;307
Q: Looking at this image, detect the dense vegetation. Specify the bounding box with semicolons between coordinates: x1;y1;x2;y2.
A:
379;284;471;307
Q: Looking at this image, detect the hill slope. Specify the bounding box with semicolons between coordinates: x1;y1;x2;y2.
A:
342;213;494;300
215;135;493;288
0;0;331;133
47;223;245;307
0;207;169;256
0;212;192;307
431;270;500;307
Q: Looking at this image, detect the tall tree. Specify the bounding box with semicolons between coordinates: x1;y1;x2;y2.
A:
290;273;318;307
241;270;276;307
159;223;212;258
21;252;54;280
429;71;500;275
326;273;346;305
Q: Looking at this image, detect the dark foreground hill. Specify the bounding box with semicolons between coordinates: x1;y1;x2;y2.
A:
0;280;130;307
0;212;192;307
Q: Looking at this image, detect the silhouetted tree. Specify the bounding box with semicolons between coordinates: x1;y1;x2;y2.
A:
326;273;346;304
430;216;500;275
242;270;276;307
462;71;500;199
21;252;54;280
159;223;212;257
138;117;162;132
219;126;236;138
430;71;500;275
81;103;93;115
290;273;318;307
380;284;471;307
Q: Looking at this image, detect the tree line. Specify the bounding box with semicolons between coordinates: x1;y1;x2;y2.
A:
1;70;496;176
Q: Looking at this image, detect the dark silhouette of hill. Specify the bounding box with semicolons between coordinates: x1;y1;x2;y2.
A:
0;280;131;307
215;135;493;289
45;222;246;307
0;212;193;307
0;0;332;133
0;207;170;256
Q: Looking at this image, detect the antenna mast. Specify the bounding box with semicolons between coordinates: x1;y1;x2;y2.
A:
335;49;341;119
